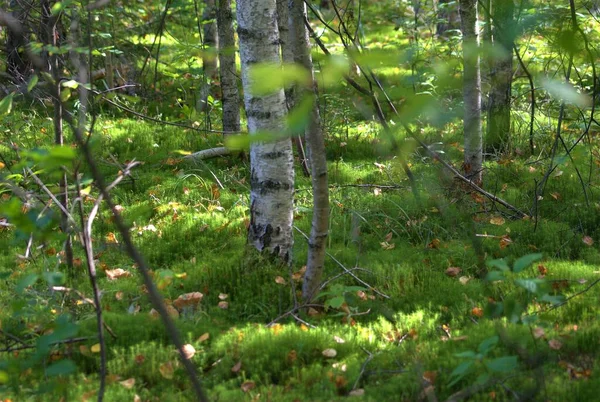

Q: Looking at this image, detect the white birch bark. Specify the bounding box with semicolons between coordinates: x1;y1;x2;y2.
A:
238;0;295;262
199;0;218;111
459;0;483;185
288;0;329;302
218;0;241;134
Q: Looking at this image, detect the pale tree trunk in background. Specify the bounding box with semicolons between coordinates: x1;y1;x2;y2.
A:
217;0;240;134
459;0;483;185
238;0;295;262
486;0;514;153
289;0;329;303
277;0;310;176
199;0;218;111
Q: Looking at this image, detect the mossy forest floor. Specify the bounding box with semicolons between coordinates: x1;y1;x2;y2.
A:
1;103;600;401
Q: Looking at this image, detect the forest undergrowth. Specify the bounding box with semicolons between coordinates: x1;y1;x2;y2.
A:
1;106;600;401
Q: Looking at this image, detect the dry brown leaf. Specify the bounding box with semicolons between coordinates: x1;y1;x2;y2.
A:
538;264;548;276
471;307;484;317
119;378;135;389
159;361;175;379
173;292;203;310
218;293;229;300
180;344;196;360
427;238;441;249
287;349;297;363
218;301;229;309
380;241;395;250
583;236;594;246
134;394;141;402
197;332;210;343
500;235;512;249
115;291;124;301
307;307;320;316
105;232;118;244
105;268;131;280
322;348;337;358
241;381;255;393
422;370;438;384
274;276;286;285
384;232;393;242
356;290;367;300
166;305;179;319
135;354;145;365
445;267;461;277
490;216;505;225
231;361;242;373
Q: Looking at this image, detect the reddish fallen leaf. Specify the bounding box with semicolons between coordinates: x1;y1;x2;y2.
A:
583;236;594;246
173;292;203;310
218;301;229;309
241;381;255;393
471;307;484;317
500;235;512;249
197;333;210;343
422;371;438;384
427;238;441;249
533;327;545;339
231;361;242;373
287;349;297;363
445;267;461;277
134;354;145;365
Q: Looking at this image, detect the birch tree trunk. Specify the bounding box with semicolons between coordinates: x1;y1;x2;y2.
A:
486;0;514;153
288;0;329;303
217;0;240;134
199;0;218;111
459;0;483;185
237;0;295;262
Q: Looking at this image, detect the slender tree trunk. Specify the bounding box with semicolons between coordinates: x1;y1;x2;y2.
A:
459;0;483;185
6;0;29;83
288;1;329;303
41;0;73;271
486;0;514;153
277;0;310;176
436;0;460;37
217;0;240;134
238;0;295;262
199;0;218;111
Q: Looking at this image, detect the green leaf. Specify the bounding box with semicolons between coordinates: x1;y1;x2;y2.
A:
60;88;71;102
16;274;38;294
51;2;65;15
477;336;499;355
327;296;345;309
487;258;510;271
515;278;540;294
475;372;490;385
27;75;39;92
485;356;518;373
454;350;477;359
540;294;564;305
45;359;76;376
61;79;79;89
448;361;474;387
485;271;506;282
542;78;591;108
513;253;543;273
0;93;15;115
248;63;309;95
43;271;65;286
